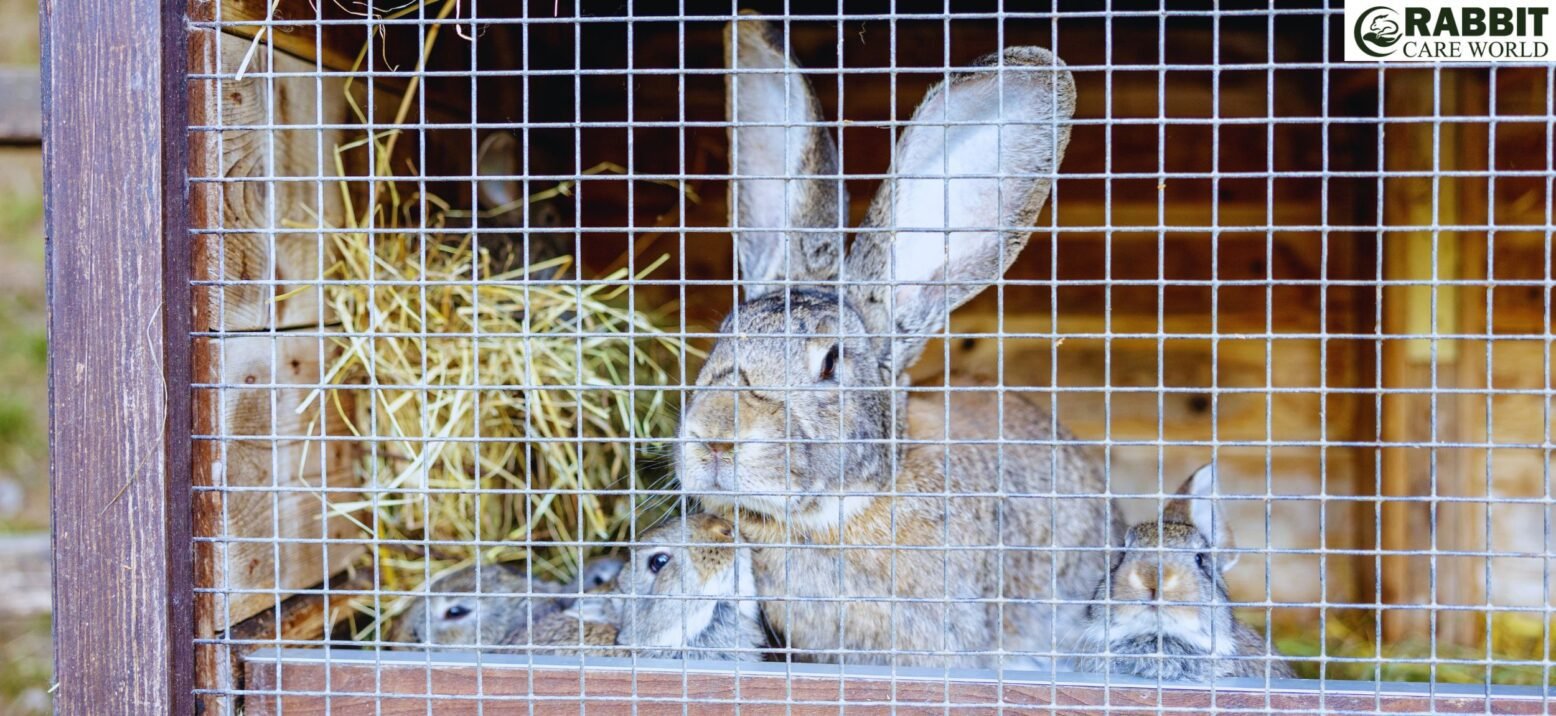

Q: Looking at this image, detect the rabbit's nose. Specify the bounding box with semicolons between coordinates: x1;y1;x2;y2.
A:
1127;564;1157;594
705;441;734;458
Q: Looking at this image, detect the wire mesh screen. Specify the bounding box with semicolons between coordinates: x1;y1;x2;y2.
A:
185;0;1555;712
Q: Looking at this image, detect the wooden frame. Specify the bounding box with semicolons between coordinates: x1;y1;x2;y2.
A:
44;0;193;713
244;651;1551;715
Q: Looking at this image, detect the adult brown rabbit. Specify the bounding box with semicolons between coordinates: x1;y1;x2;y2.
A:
676;14;1121;669
1072;465;1293;680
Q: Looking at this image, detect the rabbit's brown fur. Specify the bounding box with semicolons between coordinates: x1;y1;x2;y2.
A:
679;14;1122;669
1073;465;1293;680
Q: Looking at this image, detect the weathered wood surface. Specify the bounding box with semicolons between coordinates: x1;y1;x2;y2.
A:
190;0;368;74
1379;70;1489;644
245;653;1551;716
0;68;41;145
192;333;364;634
192;330;366;708
44;0;193;712
198;570;373;716
189;28;358;333
189;25;473;332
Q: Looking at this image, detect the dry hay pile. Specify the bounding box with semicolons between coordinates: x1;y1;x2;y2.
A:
285;0;693;639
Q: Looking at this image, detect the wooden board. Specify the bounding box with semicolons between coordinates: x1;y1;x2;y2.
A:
191;0;372;74
45;0;194;711
1379;70;1491;644
189;28;360;332
197;570;374;716
189;26;474;332
193;333;364;634
245;652;1551;715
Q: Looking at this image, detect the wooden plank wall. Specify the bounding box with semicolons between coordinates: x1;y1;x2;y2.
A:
188;25;367;632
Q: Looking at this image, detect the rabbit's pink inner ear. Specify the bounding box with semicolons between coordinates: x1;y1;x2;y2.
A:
848;47;1075;372
1177;464;1237;554
724;16;846;300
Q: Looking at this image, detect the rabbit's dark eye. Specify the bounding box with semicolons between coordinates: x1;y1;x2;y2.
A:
1195;553;1211;573
818;344;840;382
647;552;671;574
443;604;472;620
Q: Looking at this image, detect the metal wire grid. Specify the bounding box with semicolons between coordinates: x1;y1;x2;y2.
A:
185;1;1555;712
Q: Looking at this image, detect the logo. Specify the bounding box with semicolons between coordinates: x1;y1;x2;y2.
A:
1344;0;1555;62
1355;7;1405;56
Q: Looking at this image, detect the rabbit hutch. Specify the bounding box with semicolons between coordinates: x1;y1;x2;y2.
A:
43;0;1556;713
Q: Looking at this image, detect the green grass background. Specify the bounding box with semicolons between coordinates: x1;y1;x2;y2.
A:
0;0;49;712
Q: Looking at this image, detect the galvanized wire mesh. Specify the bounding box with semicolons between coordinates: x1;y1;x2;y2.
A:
186;1;1555;712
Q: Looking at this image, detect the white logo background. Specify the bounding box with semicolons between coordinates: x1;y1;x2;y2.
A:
1343;0;1556;62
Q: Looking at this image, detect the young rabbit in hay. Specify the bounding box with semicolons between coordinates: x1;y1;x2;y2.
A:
676;13;1123;669
389;557;624;650
521;513;765;662
1073;465;1294;681
390;515;763;662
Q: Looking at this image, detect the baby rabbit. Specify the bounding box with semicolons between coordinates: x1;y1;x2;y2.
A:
1073;465;1293;680
475;132;570;278
516;514;765;662
676;13;1119;668
389;556;623;649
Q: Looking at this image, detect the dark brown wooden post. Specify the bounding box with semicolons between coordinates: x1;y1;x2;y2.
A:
43;0;193;713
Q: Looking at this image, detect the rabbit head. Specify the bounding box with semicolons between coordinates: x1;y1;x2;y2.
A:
390;562;555;649
1078;465;1245;678
573;555;626;592
679;14;1076;524
612;513;759;656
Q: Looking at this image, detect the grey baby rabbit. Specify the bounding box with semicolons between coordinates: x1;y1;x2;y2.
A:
1073;465;1293;680
389;556;624;649
518;513;765;662
676;13;1120;668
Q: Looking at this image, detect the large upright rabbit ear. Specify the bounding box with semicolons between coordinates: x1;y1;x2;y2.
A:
1165;464;1237;570
726;13;848;301
847;47;1074;370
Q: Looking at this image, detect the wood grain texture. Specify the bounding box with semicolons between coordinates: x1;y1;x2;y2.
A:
192;334;364;632
192;330;365;714
188;26;472;332
198;570;373;715
189;28;357;333
1378;71;1491;644
189;0;366;74
244;654;1551;715
44;0;193;712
